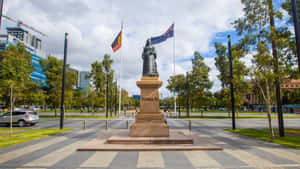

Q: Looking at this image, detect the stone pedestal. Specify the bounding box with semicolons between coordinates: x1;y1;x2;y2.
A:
130;77;169;137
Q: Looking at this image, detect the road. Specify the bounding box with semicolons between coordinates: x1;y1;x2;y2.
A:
0;118;300;169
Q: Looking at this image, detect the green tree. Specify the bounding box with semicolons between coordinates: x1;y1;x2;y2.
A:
233;0;296;137
89;54;114;112
190;51;213;109
167;74;186;115
0;43;34;135
282;0;300;24
214;42;250;113
0;43;34;109
41;55;77;116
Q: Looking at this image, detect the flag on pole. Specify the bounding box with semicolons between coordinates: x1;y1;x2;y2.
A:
150;23;174;45
111;26;123;52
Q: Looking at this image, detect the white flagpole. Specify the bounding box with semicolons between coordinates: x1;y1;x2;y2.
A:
173;22;177;117
118;22;123;117
118;53;122;117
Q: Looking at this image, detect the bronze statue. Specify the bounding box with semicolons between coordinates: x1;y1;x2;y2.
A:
142;39;159;77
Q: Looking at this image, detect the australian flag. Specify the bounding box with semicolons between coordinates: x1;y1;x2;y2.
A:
150;23;174;45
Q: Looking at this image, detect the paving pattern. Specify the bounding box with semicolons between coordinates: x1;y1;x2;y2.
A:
0;118;300;169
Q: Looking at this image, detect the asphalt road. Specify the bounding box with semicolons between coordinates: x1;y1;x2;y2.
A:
0;118;300;169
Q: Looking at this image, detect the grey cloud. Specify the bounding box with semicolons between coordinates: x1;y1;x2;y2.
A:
4;0;243;96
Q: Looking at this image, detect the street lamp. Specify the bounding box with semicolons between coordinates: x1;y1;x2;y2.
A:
291;0;300;74
228;35;236;130
186;72;190;118
60;32;68;129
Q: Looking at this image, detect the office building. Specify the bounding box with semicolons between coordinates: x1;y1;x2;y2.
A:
0;27;47;85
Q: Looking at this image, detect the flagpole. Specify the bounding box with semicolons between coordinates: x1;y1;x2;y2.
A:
118;21;123;117
173;22;177;118
118;48;122;117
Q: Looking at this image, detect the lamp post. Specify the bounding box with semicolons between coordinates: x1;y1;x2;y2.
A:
186;72;190;118
60;32;68;129
228;35;236;130
0;0;4;31
291;0;300;74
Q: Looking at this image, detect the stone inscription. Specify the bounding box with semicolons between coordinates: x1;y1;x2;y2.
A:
141;96;158;101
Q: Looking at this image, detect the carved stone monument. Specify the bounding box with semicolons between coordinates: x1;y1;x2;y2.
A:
77;40;223;151
130;39;169;137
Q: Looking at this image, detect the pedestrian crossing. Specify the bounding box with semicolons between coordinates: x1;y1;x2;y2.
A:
257;147;300;164
0;120;300;169
137;152;165;168
0;136;67;164
8;150;300;169
24;140;86;167
184;151;222;168
80;152;117;168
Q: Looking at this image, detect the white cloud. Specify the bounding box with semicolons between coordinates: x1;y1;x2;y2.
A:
3;0;243;96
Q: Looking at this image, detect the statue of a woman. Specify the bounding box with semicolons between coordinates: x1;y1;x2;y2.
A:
142;39;159;77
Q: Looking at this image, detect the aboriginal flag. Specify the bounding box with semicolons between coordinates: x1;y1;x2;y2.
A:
111;28;122;52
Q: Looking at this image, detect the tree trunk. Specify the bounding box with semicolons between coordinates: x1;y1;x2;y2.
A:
9;86;13;137
54;106;57;117
266;79;275;138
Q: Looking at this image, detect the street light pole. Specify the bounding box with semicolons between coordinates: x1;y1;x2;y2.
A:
0;0;4;31
228;35;236;130
291;0;300;74
60;32;68;129
186;72;190;118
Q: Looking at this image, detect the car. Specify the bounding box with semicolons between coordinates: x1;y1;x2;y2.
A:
0;110;39;127
218;108;226;111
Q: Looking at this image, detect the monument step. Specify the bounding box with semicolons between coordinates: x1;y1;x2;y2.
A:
77;130;224;152
107;133;193;145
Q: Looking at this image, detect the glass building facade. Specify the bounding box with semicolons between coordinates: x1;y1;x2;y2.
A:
0;27;47;86
79;71;90;90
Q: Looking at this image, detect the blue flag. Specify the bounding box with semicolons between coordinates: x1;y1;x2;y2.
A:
150;23;174;45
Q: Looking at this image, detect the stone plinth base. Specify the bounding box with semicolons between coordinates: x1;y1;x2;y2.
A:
77;130;223;151
130;77;169;137
130;121;169;137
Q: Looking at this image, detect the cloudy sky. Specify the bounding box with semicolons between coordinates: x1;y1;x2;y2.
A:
1;0;285;97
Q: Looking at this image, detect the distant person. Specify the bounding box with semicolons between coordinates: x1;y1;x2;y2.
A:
163;109;167;124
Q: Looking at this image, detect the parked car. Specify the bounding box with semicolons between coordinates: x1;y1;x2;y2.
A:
218;108;227;111
0;110;39;127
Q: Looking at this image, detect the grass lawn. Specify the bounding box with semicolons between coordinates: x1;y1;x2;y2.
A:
0;128;72;149
190;110;294;115
225;128;300;149
181;115;267;119
274;128;300;135
40;115;117;119
37;110;104;113
0;128;30;134
179;115;300;119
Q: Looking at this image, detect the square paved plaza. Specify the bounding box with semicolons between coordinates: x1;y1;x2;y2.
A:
0;118;300;169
